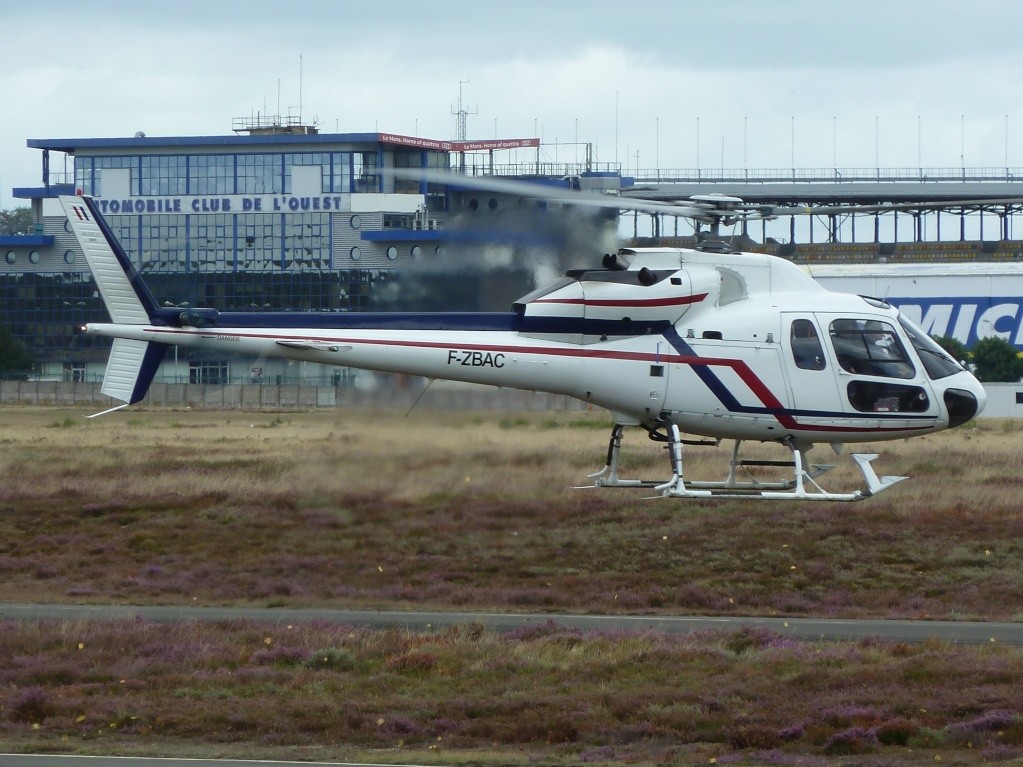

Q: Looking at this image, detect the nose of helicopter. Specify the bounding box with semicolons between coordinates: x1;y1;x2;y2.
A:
943;376;986;428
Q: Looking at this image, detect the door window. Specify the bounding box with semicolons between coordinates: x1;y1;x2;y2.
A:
790;319;826;370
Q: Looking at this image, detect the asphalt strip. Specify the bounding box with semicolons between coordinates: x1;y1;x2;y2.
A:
0;602;1020;645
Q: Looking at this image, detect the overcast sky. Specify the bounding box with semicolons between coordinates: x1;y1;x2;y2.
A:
3;0;1023;203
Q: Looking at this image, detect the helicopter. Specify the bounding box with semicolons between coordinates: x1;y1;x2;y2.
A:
61;181;986;502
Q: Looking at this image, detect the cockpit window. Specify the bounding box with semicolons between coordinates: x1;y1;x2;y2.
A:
898;314;966;380
829;319;915;379
790;319;826;370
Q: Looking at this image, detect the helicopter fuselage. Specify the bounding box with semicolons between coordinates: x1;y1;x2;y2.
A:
83;246;984;447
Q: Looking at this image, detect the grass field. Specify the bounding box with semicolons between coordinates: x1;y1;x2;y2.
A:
2;405;1023;765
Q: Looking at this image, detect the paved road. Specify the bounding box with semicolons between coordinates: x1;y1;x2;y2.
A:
0;602;1020;645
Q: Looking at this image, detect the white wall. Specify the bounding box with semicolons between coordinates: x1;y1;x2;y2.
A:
980;383;1023;418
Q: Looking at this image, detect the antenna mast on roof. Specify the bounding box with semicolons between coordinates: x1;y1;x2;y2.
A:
452;80;477;141
232;58;318;136
452;80;478;173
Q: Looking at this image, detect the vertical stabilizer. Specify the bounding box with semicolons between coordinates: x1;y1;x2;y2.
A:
59;195;159;324
61;195;167;412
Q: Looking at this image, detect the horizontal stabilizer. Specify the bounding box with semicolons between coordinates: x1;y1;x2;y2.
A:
98;338;167;407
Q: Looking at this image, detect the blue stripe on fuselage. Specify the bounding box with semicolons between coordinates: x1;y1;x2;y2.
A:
663;326;753;412
153;308;671;338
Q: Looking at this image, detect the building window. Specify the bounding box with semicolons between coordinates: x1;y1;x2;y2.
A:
386;247;398;261
237;213;283;272
64;361;87;382
284;153;328;193
140;214;187;272
384;213;414;228
5;252;14;264
28;251;40;264
391;151;424;194
350;247;361;261
190;154;233;195
63;250;76;265
283;213;329;271
84;156;137;195
189;361;228;385
190;214;234;273
356;152;377;192
140;155;187;195
327;151;354;193
237;153;281;194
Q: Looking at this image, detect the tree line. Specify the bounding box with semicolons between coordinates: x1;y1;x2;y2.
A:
0;206;34;235
934;335;1023;383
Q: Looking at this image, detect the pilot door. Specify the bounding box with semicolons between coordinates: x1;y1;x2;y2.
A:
783;314;842;420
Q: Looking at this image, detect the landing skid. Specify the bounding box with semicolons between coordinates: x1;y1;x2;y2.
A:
581;424;906;502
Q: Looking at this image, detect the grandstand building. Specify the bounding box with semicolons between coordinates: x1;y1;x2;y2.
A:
3;122;615;384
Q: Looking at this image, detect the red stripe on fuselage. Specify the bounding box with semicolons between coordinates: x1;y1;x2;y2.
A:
532;292;708;308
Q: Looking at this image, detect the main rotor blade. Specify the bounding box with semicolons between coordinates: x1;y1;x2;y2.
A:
386;168;1023;223
382;167;723;220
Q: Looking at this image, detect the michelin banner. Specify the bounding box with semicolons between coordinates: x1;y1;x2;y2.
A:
810;266;1023;348
894;298;1023;347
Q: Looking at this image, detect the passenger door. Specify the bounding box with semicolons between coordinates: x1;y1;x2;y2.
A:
783;314;842;419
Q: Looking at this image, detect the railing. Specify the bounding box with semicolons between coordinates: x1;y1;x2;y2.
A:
231;114;314;134
626;166;1023;184
42;172;75;187
443;162;1023;184
43;165;1023;192
457;160;623;178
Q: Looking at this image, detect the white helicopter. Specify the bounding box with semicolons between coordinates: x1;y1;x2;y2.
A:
61;181;985;502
